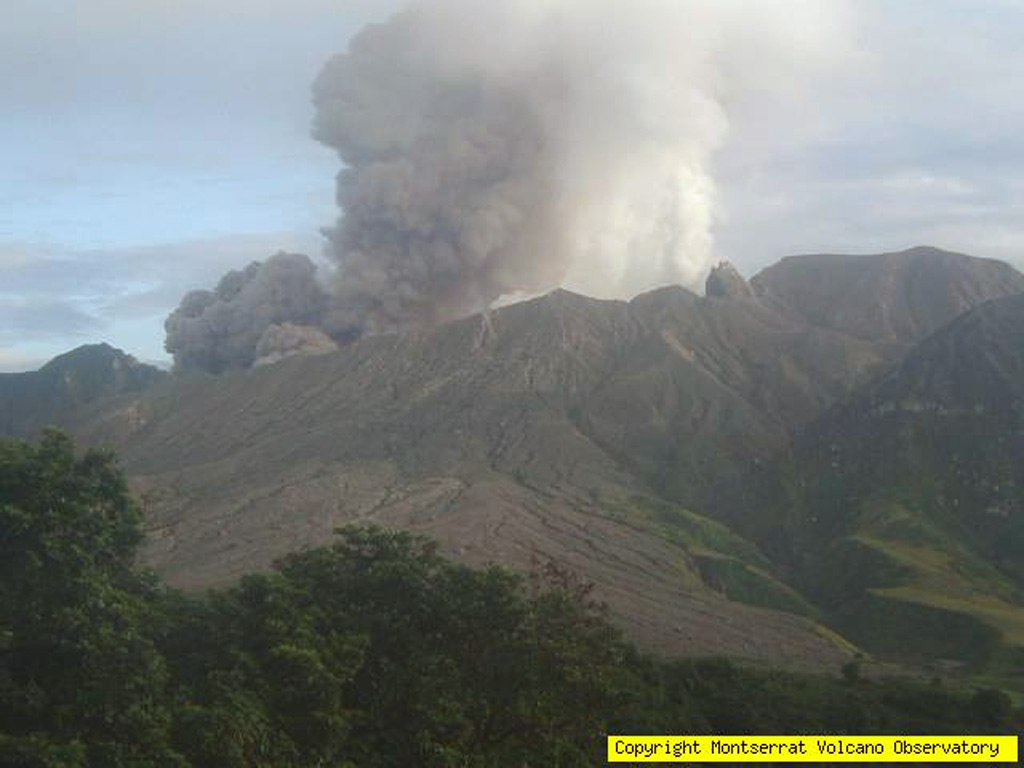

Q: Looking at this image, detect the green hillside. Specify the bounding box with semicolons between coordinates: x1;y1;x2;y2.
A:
763;295;1024;681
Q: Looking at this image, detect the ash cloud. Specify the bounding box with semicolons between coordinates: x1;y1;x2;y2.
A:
165;0;851;371
253;323;339;367
312;0;851;332
164;252;329;373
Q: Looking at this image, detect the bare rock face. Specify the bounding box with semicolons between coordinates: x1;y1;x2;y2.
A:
705;261;755;300
253;323;339;367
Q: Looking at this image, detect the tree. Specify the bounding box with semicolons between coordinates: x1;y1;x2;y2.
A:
261;526;633;766
160;575;365;768
0;430;179;767
2;433;1014;766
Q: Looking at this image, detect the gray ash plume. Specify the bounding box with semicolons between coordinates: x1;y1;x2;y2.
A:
164;253;329;373
165;0;851;372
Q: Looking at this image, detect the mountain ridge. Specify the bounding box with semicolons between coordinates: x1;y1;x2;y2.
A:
750;245;1024;344
6;246;1024;673
748;292;1024;668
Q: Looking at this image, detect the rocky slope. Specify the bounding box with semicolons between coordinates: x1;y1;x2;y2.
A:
8;246;1024;670
71;289;856;665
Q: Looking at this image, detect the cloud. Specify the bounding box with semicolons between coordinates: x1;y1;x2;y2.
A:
0;299;102;339
693;0;1024;273
0;231;324;363
0;349;48;374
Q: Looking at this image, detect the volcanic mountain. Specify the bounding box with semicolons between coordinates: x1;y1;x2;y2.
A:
6;246;1024;672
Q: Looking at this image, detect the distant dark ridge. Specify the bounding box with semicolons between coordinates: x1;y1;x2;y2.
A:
751;246;1024;344
0;343;165;437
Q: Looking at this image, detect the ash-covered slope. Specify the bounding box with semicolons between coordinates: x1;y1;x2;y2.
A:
585;283;884;510
0;344;165;437
751;246;1024;345
53;247;1024;668
75;284;882;667
772;294;1024;665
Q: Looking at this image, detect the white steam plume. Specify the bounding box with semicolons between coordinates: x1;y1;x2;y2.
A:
313;0;852;333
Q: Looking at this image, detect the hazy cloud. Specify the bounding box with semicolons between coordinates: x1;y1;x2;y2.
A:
0;232;322;368
0;299;101;338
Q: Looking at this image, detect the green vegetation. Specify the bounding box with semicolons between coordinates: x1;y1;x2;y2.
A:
1;432;1018;767
605;493;819;617
777;442;1024;675
0;430;174;767
691;554;818;618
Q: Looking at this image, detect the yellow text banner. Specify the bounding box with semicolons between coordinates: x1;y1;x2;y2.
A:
607;735;1019;763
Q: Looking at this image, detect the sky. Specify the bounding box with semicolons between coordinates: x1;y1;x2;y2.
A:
2;0;1024;371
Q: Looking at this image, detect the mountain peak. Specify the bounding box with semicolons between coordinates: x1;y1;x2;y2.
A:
705;261;754;300
1;343;165;437
40;342;133;372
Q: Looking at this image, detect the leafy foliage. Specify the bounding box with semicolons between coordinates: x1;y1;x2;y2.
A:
0;429;178;766
1;432;1017;767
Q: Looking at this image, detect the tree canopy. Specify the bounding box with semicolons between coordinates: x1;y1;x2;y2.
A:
0;431;1016;767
